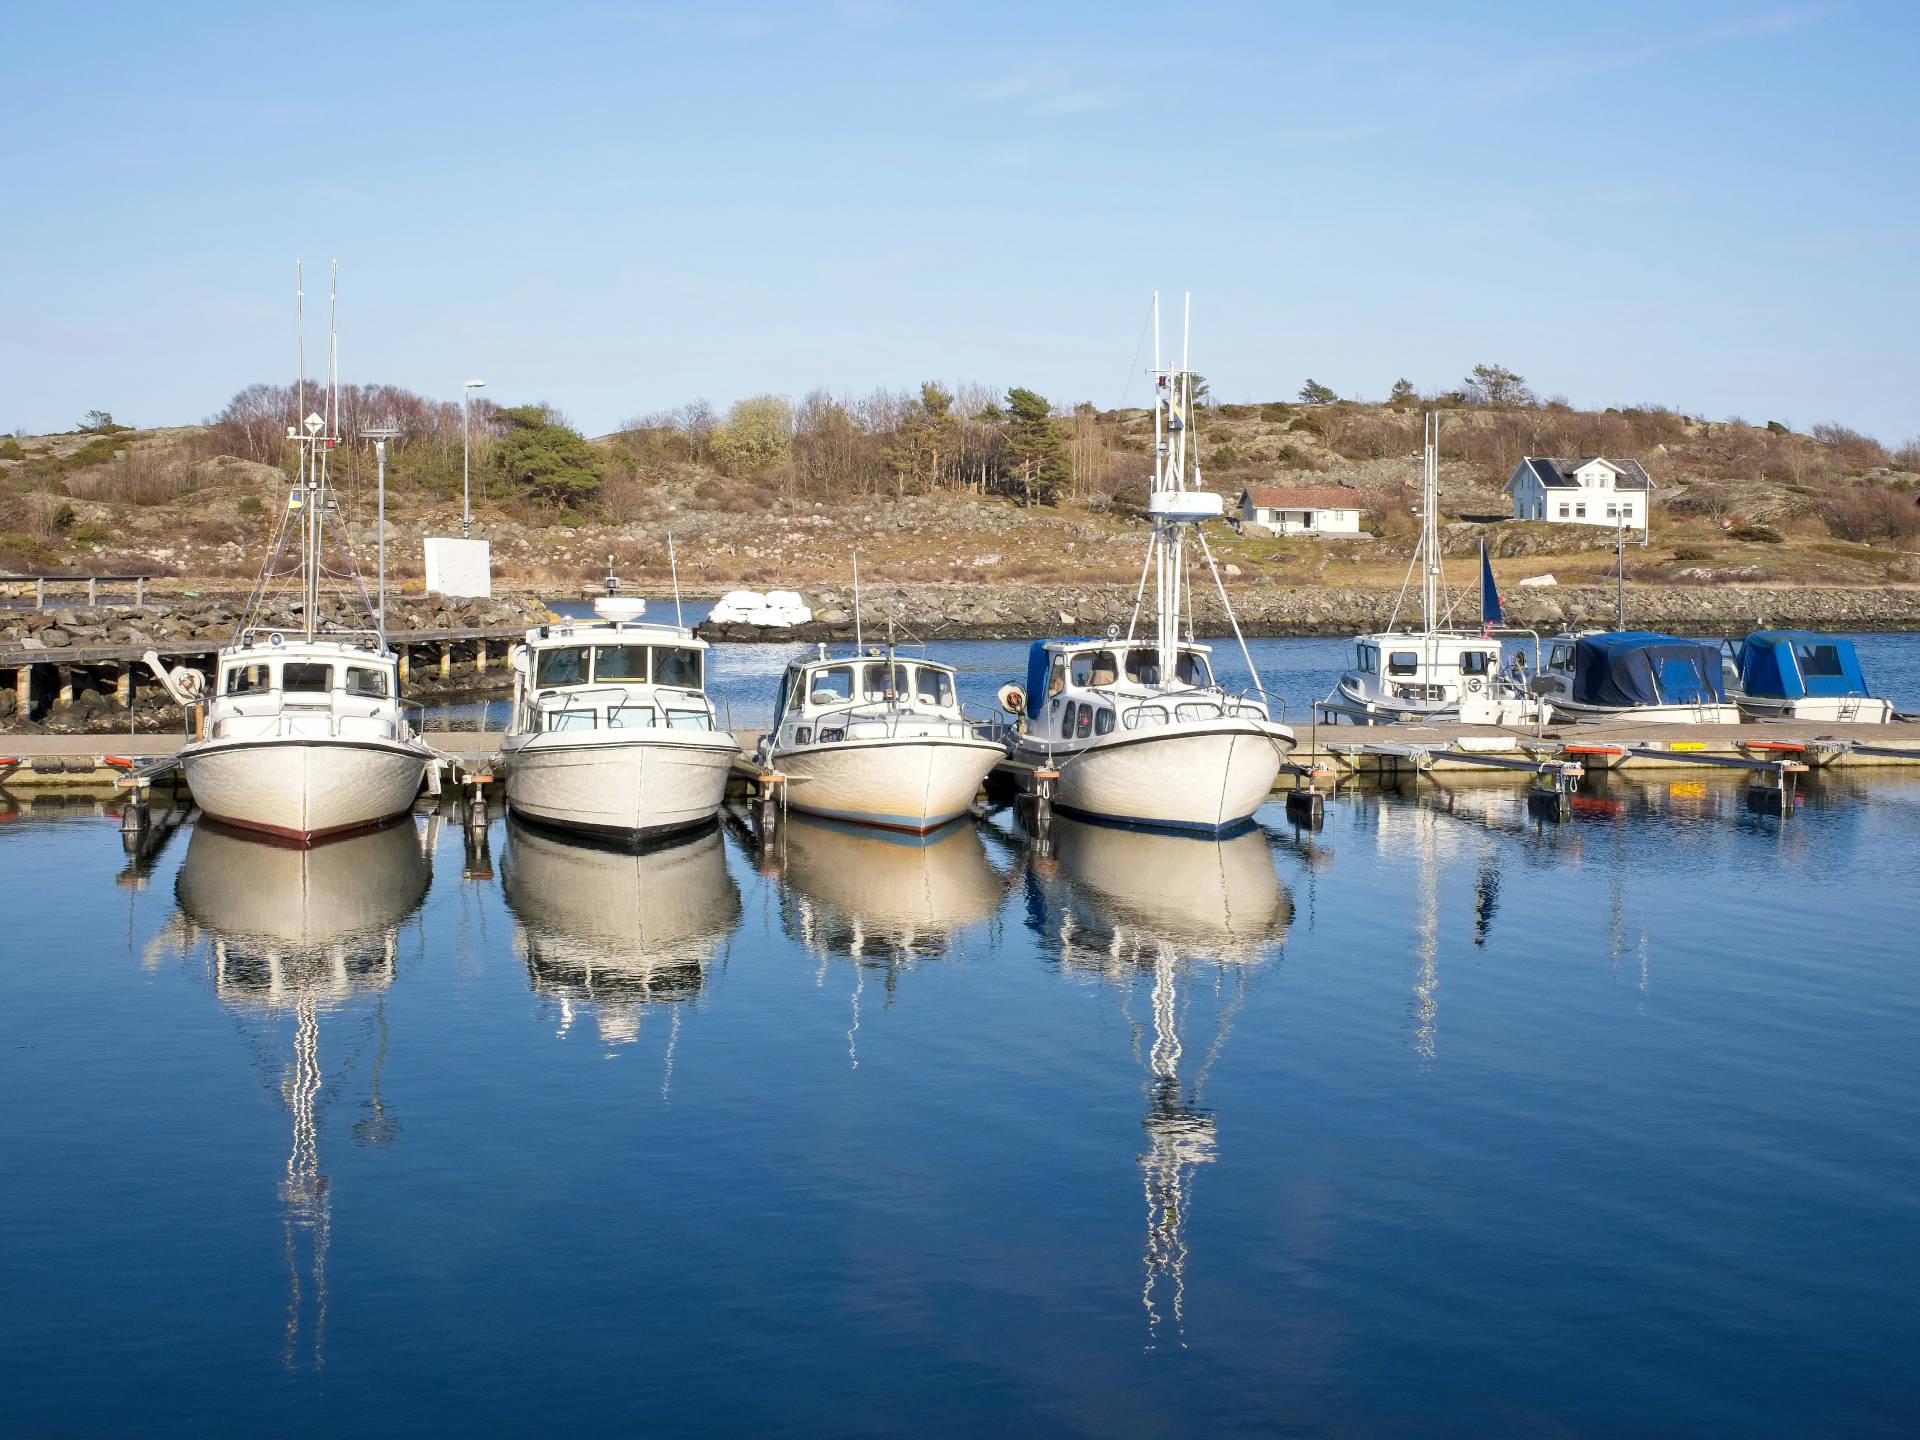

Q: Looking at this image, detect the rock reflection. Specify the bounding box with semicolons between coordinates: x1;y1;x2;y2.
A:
768;814;1008;1068
1025;815;1291;1348
501;818;741;1051
162;817;432;1371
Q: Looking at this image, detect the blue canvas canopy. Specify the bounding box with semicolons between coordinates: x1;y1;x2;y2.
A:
1571;632;1726;707
1737;631;1871;700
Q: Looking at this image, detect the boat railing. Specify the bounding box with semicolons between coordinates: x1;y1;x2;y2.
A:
800;700;986;744
233;625;389;654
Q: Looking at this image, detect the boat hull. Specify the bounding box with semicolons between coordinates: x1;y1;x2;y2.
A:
1019;719;1291;833
773;736;1004;833
502;729;737;841
1736;695;1895;723
180;736;432;844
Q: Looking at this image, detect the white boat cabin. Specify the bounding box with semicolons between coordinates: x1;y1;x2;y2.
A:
771;652;973;747
1347;632;1503;705
1024;638;1267;744
510;616;718;734
207;633;409;742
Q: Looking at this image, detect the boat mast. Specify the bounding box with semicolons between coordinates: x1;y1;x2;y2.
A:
1422;411;1440;632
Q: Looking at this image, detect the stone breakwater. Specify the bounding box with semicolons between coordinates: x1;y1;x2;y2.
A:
697;583;1920;642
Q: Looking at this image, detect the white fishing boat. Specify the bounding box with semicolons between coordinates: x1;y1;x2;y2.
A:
758;636;1004;834
1006;294;1294;833
1314;414;1540;727
500;595;739;841
162;266;433;844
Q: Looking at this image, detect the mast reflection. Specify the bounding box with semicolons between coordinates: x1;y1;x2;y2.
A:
501;818;741;1052
1025;815;1291;1347
164;817;431;1370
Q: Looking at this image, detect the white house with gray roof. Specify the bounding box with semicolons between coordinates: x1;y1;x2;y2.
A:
1504;456;1652;531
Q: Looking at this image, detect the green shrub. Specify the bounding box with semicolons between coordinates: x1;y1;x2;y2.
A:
237;495;264;518
0;438;22;461
1729;524;1783;543
69;521;107;543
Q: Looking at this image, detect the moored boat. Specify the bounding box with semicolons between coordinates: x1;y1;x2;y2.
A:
1006;294;1293;832
1533;630;1741;724
1733;631;1895;723
758;646;1004;833
1315;417;1539;727
500;597;739;842
168;267;432;843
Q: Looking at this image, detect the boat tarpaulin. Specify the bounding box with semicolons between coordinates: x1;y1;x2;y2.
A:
1025;641;1052;720
1737;630;1871;700
1479;541;1502;628
1571;632;1726;707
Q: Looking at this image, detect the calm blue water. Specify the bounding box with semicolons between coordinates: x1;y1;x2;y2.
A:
2;758;1917;1435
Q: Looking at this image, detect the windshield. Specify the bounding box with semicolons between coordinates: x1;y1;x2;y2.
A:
535;647;588;687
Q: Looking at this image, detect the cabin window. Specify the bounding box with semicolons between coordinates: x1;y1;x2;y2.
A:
1094;707;1115;735
794;726;812;745
811;666;854;705
224;663;271;695
1060;702;1078;739
592;645;650;682
1124;649;1162;685
654;647;703;689
1071;650;1119;687
916;668;953;706
665;710;711;730
1125;705;1169;730
1387;651;1419;676
1549;644;1572;670
610;705;656;728
343;666;390;698
1176;652;1212;687
1075;705;1094;738
819;727;844;743
283;663;332;692
1795;643;1845;678
546;709;596;732
1460;652;1492;675
1176;702;1221;722
536;647;588;687
1046;657;1066;697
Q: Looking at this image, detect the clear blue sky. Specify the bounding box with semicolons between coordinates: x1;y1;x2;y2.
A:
3;2;1915;444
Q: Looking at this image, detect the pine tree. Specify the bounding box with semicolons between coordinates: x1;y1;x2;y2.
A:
1003;387;1067;506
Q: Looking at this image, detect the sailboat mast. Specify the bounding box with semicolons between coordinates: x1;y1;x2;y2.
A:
1422;412;1440;631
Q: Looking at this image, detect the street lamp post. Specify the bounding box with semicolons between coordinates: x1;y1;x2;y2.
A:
361;425;401;641
462;379;487;538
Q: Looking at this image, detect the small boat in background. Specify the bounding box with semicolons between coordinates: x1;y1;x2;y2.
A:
1533;631;1741;724
708;589;813;628
1733;631;1895;723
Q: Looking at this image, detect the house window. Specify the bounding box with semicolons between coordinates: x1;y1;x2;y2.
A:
1606;504;1618;519
1558;504;1570;519
1575;503;1586;518
1621;503;1634;520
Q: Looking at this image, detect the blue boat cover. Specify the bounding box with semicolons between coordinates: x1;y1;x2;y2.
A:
1571;632;1726;707
1480;540;1502;628
1737;630;1871;700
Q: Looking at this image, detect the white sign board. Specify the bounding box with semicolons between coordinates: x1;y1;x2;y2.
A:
423;537;492;598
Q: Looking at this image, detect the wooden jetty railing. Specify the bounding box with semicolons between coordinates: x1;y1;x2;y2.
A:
0;574;155;608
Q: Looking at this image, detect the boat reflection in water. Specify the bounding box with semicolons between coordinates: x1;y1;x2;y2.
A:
163;817;432;1370
1025;814;1291;1347
768;813;1009;1065
501;818;741;1051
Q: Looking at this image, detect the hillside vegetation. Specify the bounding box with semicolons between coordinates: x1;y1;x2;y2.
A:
4;375;1917;595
